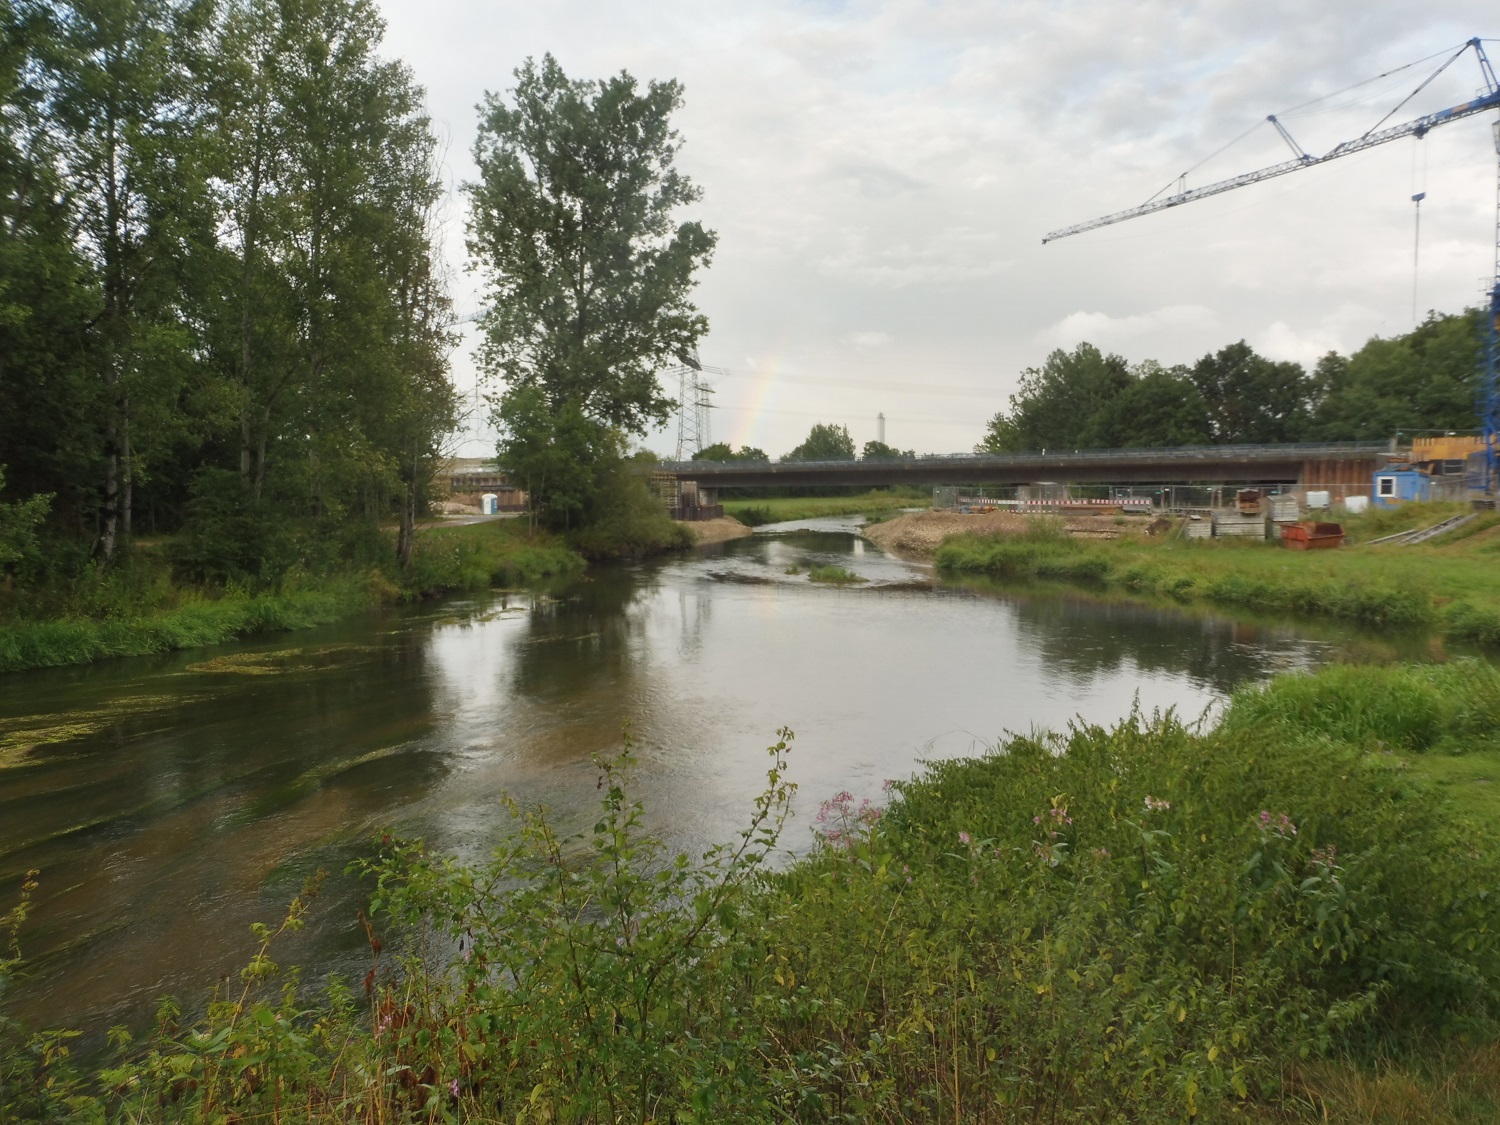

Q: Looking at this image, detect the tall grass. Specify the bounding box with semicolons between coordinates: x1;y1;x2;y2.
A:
0;521;586;674
1222;660;1500;754
0;581;369;673
937;522;1500;642
725;489;928;526
7;662;1500;1121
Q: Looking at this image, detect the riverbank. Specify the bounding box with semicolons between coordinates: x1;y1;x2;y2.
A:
7;658;1500;1122
0;520;585;674
865;507;1144;554
724;488;929;526
875;505;1500;646
684;515;755;545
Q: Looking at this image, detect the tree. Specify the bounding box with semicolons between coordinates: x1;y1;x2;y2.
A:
468;53;716;439
1309;311;1480;440
978;343;1133;453
46;0;195;556
861;440;914;460
693;442;768;462
1103;363;1211;448
782;423;855;462
0;467;51;572
0;0;99;534
188;0;455;573
1190;341;1311;444
496;386;600;534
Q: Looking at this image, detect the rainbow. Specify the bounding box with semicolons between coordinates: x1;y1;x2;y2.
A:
725;355;786;451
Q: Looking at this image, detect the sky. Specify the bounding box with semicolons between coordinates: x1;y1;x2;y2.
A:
376;0;1499;459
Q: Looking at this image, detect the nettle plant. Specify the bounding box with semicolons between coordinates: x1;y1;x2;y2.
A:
356;730;796;1122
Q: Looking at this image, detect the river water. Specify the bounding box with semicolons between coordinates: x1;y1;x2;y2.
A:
0;517;1429;1037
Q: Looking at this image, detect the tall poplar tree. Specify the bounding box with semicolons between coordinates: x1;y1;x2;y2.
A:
468;53;716;519
47;0;199;556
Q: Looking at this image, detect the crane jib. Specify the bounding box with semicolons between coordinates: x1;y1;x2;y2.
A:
1042;88;1500;244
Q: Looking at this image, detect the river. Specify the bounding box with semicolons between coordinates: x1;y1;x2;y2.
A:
0;516;1428;1038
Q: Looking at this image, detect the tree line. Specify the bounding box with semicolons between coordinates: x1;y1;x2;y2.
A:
979;310;1484;453
1;0;454;586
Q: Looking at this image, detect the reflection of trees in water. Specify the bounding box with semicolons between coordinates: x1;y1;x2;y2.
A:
1000;590;1334;697
675;587;711;660
507;565;661;699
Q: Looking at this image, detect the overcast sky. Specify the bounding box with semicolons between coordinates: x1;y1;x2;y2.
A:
378;0;1498;459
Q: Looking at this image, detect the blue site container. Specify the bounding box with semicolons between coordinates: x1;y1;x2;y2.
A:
1371;465;1431;508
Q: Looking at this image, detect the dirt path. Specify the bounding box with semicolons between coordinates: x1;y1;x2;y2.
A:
864;510;1147;557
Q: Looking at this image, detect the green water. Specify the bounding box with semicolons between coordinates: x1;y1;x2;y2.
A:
0;517;1432;1038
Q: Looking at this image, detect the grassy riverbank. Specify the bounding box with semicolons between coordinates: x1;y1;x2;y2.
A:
0;520;584;674
934;506;1500;646
7;659;1500;1122
725;488;928;527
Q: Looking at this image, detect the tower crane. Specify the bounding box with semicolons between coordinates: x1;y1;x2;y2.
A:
1043;37;1500;491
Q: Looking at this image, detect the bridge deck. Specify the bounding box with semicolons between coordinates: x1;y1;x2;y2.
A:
657;442;1391;489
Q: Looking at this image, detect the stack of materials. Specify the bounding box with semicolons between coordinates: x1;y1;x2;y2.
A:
1213;510;1268;538
1267;494;1300;539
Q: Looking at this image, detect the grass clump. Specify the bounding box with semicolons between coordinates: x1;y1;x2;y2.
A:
8;663;1500;1121
806;564;865;584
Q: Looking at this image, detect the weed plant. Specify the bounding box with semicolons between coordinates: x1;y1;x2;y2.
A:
807;564;865;584
6;664;1500;1121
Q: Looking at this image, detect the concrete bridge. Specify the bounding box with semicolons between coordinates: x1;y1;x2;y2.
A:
656;441;1390;496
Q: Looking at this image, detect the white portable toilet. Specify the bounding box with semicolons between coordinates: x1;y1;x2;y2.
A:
480;492;499;515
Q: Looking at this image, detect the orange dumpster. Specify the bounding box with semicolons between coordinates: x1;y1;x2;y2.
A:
1281;521;1344;550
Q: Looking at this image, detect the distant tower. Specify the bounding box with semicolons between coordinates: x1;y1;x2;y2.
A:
877;412;885;445
670;349;713;461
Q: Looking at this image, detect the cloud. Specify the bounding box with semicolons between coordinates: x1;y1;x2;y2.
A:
379;0;1497;456
851;331;894;347
1038;305;1219;349
1256;304;1386;366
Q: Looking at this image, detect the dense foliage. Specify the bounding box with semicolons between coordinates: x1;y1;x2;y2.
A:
470;54;715;530
6;660;1500;1121
978;311;1484;453
692;442;769;462
781;422;856;462
0;0;456;589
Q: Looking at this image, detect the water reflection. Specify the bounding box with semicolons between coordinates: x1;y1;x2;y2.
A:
0;515;1450;1038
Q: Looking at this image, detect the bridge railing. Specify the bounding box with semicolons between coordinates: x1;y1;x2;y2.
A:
657;440;1394;473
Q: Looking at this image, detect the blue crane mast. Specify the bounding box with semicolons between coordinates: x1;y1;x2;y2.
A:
1043;37;1500;492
